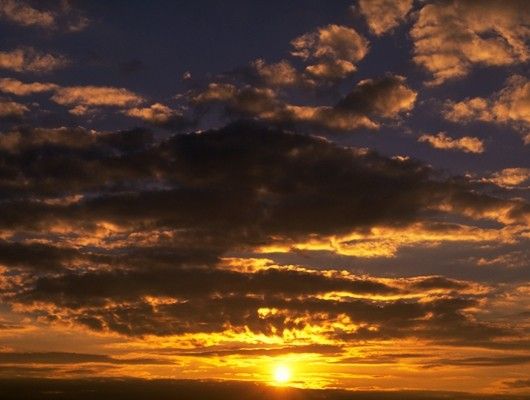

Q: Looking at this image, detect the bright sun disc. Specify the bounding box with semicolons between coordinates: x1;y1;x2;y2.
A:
274;365;291;383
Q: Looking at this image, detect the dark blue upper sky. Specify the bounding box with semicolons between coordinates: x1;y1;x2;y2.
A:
1;0;527;177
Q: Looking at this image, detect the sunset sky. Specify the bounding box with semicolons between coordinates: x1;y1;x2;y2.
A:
0;0;529;398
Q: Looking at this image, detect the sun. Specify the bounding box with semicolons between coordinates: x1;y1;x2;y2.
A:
273;364;292;384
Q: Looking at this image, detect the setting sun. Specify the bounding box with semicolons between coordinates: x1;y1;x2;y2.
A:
273;365;292;384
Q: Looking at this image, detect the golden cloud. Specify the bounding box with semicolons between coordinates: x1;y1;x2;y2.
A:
251;59;309;87
0;77;58;96
443;75;530;143
0;99;28;118
358;0;413;36
411;0;529;85
256;222;523;258
124;103;180;124
418;132;485;154
291;24;369;80
0;0;55;28
0;0;89;32
51;85;143;107
0;48;69;73
484;168;530;188
192;74;416;131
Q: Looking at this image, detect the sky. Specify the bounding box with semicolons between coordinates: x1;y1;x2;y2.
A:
0;0;529;397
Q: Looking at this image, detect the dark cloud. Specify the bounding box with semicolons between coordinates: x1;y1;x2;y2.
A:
172;344;343;358
425;355;530;368
0;240;81;271
0;352;170;365
504;379;530;389
1;122;523;239
8;263;506;341
0;122;527;347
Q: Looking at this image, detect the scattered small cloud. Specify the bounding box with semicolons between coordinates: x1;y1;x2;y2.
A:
51;85;144;107
443;75;530;143
0;0;89;32
0;98;28;118
357;0;413;36
418;132;485;154
483;168;530;188
0;77;58;95
0;47;69;73
291;24;369;80
411;0;529;85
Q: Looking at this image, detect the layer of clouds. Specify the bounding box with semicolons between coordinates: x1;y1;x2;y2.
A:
0;122;526;239
418;132;485;154
2;247;511;342
0;123;527;344
357;0;413;36
411;0;530;85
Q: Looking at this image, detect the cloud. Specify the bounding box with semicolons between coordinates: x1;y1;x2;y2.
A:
285;74;417;130
0;123;527;344
418;132;485;153
124;103;190;130
0;98;28;118
443;75;530;143
0;352;169;365
0;78;145;116
250;59;310;87
256;221;521;259
51;85;144;107
192;74;417;131
0;0;54;28
504;378;530;389
173;343;343;358
0;78;146;116
291;24;369;80
476;251;530;269
0;0;89;31
411;0;530;85
428;355;530;367
0;126;99;153
357;0;413;36
0;122;526;234
0;77;58;95
333;74;417;118
7;259;502;340
484;168;530;188
0;47;69;73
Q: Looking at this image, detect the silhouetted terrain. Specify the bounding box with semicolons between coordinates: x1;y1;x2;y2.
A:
0;379;528;400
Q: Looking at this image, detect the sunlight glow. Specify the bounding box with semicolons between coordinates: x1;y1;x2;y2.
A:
273;364;292;384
